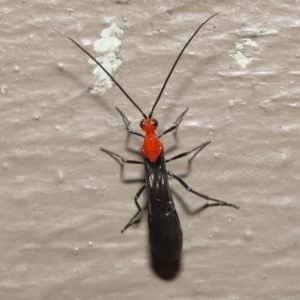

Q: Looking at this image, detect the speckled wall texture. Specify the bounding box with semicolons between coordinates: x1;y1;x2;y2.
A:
1;1;299;299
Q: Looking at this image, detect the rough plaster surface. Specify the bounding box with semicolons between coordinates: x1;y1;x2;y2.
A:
1;1;300;299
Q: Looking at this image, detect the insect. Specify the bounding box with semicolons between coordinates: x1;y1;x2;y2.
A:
54;12;239;262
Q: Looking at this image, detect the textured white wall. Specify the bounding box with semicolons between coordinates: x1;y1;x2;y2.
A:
1;1;299;299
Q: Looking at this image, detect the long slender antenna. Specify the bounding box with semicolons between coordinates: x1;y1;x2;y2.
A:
52;29;147;119
148;12;220;118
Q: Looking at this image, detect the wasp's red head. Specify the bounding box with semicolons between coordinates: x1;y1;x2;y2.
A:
140;118;158;133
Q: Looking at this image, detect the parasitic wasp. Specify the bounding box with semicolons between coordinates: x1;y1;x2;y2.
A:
54;12;239;262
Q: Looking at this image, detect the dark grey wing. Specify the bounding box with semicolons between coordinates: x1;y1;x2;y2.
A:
144;155;183;261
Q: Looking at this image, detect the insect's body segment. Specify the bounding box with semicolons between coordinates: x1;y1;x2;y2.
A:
140;118;163;163
144;155;182;261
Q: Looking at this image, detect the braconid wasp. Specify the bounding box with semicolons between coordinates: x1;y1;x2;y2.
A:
54;12;239;262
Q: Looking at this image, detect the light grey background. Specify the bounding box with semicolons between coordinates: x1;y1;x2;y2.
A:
1;1;299;299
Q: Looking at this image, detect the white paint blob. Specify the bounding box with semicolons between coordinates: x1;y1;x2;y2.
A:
229;29;278;68
229;38;258;68
89;23;124;95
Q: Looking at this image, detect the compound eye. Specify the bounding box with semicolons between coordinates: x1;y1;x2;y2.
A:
152;118;158;127
140;119;145;128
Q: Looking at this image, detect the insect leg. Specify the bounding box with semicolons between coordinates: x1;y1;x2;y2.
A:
167;170;239;209
101;147;144;183
101;147;146;230
121;184;146;233
100;147;143;164
158;107;189;138
115;106;144;138
165;140;211;163
171;188;229;214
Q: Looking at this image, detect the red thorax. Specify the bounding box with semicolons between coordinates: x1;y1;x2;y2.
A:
140;118;164;163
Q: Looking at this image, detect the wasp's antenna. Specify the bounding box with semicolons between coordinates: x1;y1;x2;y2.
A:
52;29;147;119
148;12;220;118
